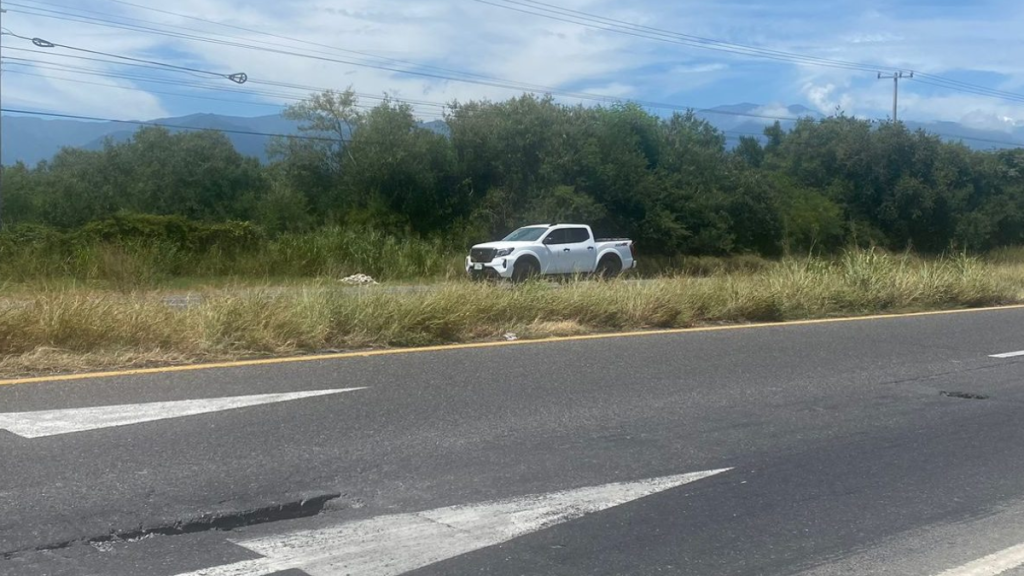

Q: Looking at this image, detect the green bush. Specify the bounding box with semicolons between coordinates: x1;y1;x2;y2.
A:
76;214;263;254
0;220;462;286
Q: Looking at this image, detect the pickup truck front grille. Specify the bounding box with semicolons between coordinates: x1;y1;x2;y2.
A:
470;248;496;263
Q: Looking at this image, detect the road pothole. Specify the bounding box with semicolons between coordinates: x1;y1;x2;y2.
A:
940;391;989;400
2;492;341;558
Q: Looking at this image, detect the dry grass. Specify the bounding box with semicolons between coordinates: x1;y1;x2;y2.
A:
2;250;1022;378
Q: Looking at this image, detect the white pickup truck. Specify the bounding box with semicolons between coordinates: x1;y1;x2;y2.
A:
466;224;636;282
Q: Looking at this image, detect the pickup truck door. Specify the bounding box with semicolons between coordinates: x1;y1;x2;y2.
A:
563;227;597;273
541;228;571;273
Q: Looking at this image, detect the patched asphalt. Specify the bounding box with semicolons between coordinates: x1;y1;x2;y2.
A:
3;307;1024;575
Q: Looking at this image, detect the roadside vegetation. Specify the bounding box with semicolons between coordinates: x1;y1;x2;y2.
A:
2;250;1021;377
3;88;1024;376
0;219;465;292
6;89;1024;264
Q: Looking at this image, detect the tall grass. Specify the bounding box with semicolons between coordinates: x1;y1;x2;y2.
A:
0;227;465;290
1;249;1019;377
636;253;773;277
985;246;1024;265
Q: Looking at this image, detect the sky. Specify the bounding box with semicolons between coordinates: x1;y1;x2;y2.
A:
2;0;1024;131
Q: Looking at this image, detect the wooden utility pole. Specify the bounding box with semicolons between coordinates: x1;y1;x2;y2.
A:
877;71;913;122
0;8;6;229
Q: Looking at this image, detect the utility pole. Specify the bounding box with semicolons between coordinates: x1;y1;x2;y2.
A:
0;7;6;230
877;71;913;122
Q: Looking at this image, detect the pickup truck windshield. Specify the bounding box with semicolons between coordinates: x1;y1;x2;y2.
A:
502;227;549;242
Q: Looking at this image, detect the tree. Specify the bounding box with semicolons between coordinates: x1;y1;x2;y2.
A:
7;87;1024;261
269;88;361;220
734;136;764;168
448;94;576;235
122;127;267;221
0;162;40;225
340;98;460;234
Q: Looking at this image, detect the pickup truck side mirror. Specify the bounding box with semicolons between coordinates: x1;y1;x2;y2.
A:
543;236;554;245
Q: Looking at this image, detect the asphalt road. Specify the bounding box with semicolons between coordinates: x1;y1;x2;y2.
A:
3;307;1024;575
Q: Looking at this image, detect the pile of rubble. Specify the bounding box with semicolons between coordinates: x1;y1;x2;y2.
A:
339;274;378;285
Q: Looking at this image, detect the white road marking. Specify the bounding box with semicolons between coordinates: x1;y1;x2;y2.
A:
989;350;1024;359
173;468;731;576
935;542;1024;576
0;388;366;438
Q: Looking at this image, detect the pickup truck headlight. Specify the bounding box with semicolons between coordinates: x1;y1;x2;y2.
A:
494;248;515;257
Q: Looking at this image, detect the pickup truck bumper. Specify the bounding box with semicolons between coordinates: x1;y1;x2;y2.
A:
466;256;514;280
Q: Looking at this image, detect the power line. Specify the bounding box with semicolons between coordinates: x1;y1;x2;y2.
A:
1;47;448;103
911;77;1024;104
94;0;555;90
7;54;802;126
88;0;1024;108
0;5;615;100
0;27;247;83
86;0;1024;111
0;58;305;100
1;45;454;111
502;0;885;72
247;79;448;110
2;45;238;77
0;53;450;111
0;1;563;93
6;58;1019;149
475;0;1024;106
7;0;1024;119
472;0;874;72
0;67;441;119
0;107;349;142
0;1;809;123
481;0;1016;90
4;2;1016;149
1;68;304;109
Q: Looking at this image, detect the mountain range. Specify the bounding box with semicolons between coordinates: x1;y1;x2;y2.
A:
2;104;1020;166
696;104;1024;151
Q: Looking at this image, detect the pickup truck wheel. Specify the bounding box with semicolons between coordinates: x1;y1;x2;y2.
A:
511;259;540;283
595;256;622;279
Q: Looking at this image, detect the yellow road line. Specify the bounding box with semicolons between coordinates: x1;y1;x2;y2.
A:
3;303;1024;387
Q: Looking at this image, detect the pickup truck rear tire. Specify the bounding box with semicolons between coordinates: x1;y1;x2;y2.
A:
511;258;540;283
595;255;622;279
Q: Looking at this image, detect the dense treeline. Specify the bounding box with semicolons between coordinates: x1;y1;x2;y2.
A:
4;89;1024;256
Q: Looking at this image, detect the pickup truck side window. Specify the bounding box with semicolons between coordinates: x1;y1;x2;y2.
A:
565;228;591;243
503;226;549;242
544;229;569;245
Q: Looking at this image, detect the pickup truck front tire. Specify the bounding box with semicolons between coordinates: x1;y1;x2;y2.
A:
511;257;540;283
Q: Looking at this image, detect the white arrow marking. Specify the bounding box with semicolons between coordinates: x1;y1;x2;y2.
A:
174;468;731;576
989;350;1024;359
935;542;1024;576
0;388;366;438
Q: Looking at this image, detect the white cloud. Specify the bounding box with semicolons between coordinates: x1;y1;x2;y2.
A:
1;0;1022;128
574;81;636;98
801;82;856;116
668;63;729;75
1;11;170;119
804;83;837;112
2;66;167;120
842;32;903;45
794;71;1024;126
958;110;1021;132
